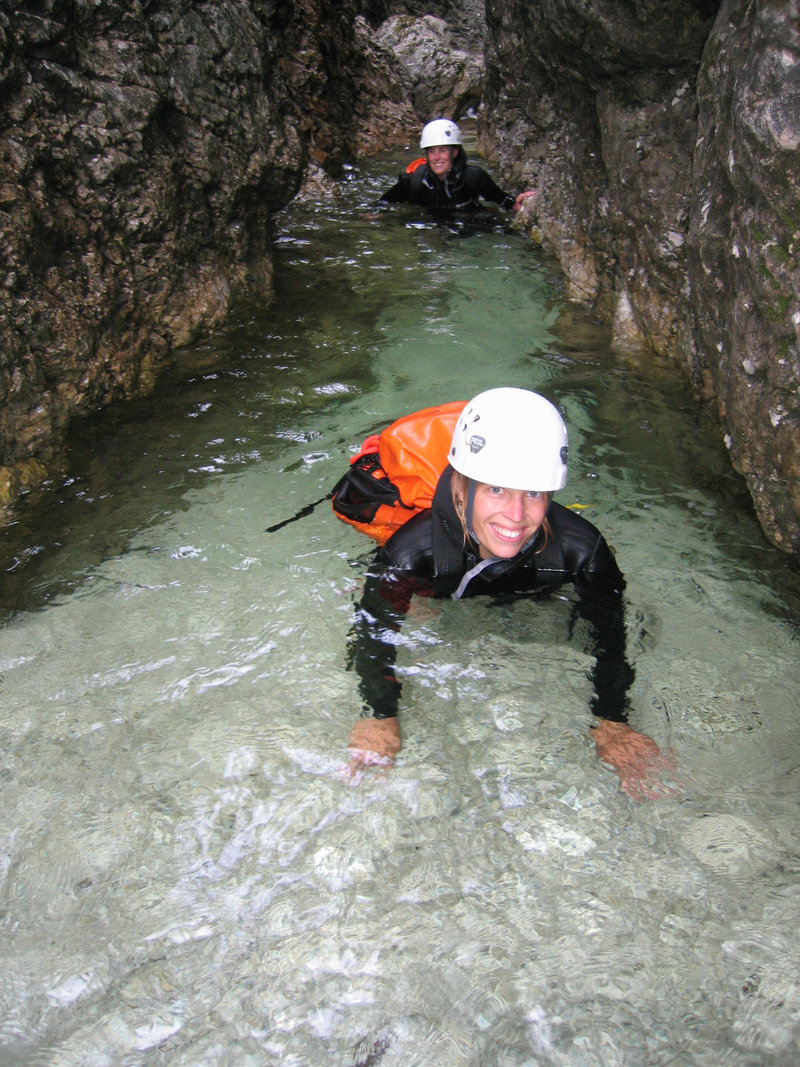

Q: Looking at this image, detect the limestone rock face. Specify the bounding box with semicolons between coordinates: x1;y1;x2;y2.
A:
374;15;483;121
351;15;419;155
358;0;486;52
0;0;363;510
688;0;800;554
482;0;800;554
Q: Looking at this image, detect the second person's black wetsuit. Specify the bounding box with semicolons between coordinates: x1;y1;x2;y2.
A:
349;466;635;723
380;153;516;213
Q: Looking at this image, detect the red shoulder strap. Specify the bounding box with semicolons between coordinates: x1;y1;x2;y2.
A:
405;157;427;174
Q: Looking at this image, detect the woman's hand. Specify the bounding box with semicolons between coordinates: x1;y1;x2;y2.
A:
345;716;401;783
589;719;679;801
513;190;537;212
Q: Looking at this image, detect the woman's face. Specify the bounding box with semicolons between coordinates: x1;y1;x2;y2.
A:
469;483;549;560
426;145;454;179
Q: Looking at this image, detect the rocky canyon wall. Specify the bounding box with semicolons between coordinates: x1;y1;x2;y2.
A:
0;0;413;515
482;0;800;555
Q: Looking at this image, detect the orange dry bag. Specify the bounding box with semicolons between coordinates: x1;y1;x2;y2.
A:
331;400;465;545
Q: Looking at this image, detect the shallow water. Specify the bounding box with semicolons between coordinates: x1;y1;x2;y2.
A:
1;144;800;1066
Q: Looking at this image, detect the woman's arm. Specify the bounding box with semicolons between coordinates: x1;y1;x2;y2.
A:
472;168;536;212
347;566;418;719
473;168;516;210
572;584;635;722
346;563;431;771
379;174;412;204
573;538;678;800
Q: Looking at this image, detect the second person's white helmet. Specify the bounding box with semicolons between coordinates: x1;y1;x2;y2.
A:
420;118;462;149
449;388;568;492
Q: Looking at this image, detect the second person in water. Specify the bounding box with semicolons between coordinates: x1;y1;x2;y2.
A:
380;118;537;215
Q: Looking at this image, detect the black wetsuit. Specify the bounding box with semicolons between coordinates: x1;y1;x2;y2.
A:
380;153;516;213
349;466;634;722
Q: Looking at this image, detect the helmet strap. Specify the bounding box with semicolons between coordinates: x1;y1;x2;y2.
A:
465;479;478;544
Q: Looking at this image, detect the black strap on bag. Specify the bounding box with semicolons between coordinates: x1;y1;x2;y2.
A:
265;454;404;534
265;492;333;533
329;452;403;524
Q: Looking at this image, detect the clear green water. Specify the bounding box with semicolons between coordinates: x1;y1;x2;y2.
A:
1;146;799;1065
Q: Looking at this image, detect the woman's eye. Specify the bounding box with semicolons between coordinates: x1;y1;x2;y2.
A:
526;491;542;500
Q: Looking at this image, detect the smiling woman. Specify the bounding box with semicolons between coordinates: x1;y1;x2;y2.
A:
465;483;549;559
379;117;537;213
346;387;671;799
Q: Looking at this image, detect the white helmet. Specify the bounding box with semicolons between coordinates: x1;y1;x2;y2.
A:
449;388;568;492
420;118;462;149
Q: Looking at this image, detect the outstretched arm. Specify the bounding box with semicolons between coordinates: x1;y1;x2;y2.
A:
572;585;634;723
574;574;678;801
378;174;411;204
346;565;430;772
571;539;678;799
474;169;537;212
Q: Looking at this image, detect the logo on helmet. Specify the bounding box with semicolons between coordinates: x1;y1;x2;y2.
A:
468;434;486;454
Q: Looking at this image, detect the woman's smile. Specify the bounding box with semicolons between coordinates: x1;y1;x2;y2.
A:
489;521;528;543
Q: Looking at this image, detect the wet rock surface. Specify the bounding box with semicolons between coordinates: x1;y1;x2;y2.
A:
689;0;800;554
0;0;370;510
482;0;800;554
373;15;482;120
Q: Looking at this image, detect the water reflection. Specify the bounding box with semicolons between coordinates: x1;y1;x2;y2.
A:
0;147;799;1064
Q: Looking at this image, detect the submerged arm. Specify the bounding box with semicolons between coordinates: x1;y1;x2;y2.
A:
572;585;634;723
346;562;430;771
348;566;420;718
574;559;676;800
